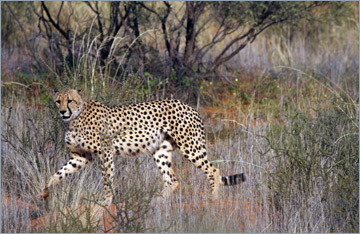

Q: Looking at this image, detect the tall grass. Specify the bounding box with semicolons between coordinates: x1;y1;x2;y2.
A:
1;8;358;232
2;73;358;232
265;98;358;232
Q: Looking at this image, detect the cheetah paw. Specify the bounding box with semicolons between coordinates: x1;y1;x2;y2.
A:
40;188;50;200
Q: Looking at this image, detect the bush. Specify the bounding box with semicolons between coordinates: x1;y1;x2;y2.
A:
264;96;358;232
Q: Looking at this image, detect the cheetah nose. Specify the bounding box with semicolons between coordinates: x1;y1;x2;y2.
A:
60;110;66;115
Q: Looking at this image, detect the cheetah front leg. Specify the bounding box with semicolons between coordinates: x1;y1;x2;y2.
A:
41;152;93;200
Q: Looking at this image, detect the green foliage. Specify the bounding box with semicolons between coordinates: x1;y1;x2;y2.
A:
264;96;359;232
212;2;352;28
1;2;35;46
136;72;162;100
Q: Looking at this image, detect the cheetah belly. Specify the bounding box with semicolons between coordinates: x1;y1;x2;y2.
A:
113;129;164;157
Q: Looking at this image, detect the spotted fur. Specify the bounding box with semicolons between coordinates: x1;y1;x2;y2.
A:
41;89;245;204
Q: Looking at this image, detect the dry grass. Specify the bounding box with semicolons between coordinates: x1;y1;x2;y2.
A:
1;3;358;232
1;79;358;232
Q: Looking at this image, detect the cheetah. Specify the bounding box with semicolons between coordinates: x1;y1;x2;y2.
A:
41;88;245;204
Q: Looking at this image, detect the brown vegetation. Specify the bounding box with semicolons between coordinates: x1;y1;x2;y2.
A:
29;203;139;233
1;1;358;233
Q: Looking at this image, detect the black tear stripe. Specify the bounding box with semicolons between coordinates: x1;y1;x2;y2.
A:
67;102;73;117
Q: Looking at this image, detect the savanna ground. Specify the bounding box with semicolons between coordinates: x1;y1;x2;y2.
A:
1;1;359;233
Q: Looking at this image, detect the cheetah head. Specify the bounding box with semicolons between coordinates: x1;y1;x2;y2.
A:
53;89;84;122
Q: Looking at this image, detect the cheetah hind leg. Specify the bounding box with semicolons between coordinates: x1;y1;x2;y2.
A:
99;151;115;206
179;144;222;200
152;140;178;200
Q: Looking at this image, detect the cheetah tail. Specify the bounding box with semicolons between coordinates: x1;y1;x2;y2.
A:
221;173;246;186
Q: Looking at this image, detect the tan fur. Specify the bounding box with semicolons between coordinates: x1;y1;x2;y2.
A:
43;89;243;204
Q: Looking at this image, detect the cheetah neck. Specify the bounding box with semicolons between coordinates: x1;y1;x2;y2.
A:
68;102;84;124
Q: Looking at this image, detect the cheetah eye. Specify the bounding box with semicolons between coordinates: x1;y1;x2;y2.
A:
55;100;61;104
68;100;73;103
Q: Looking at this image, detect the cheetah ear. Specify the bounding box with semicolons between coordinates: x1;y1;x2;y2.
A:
52;89;59;99
77;89;84;96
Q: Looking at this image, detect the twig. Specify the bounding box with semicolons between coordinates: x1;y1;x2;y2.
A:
333;133;358;145
5;2;44;69
2;82;44;88
211;159;265;169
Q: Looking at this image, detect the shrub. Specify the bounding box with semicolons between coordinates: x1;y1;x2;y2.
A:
264;95;358;232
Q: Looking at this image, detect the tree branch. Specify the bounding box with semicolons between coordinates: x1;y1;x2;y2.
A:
183;2;205;66
85;1;104;41
41;1;70;41
5;2;44;69
206;28;254;72
56;2;64;25
139;2;172;56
